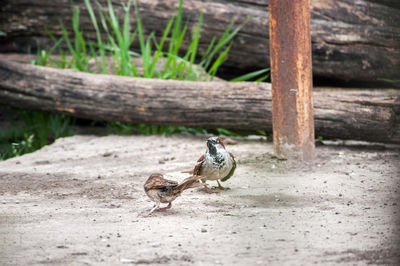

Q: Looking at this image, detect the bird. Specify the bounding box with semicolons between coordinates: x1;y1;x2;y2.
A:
142;173;203;216
193;136;236;191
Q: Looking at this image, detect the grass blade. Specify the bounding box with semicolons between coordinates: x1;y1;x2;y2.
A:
85;0;108;73
207;43;231;80
230;68;270;82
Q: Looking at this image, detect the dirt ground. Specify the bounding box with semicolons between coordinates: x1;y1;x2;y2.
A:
0;134;399;265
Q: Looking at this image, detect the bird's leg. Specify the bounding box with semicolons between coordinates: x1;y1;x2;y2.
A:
216;180;229;190
141;202;160;217
201;180;217;193
157;202;172;211
188;179;215;193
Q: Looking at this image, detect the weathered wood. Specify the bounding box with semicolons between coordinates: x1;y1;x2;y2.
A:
269;0;315;160
0;59;399;144
0;0;399;85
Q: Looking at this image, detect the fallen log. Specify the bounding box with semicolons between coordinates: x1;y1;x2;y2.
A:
0;53;224;82
0;0;399;85
0;60;399;144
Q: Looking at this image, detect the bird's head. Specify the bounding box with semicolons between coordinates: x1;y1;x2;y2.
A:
206;137;225;155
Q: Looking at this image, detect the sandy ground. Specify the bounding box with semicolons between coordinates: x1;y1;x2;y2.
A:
0;134;399;265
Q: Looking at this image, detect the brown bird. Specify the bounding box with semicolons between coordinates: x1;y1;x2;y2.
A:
193;136;236;191
143;173;203;216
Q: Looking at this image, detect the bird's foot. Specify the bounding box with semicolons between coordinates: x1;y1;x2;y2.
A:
193;181;217;193
139;211;156;217
213;185;230;190
203;185;219;194
215;180;230;190
157;203;172;212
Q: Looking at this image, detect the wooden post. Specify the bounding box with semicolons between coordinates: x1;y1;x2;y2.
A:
268;0;315;160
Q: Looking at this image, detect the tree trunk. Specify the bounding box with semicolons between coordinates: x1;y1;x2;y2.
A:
0;59;399;144
0;0;399;86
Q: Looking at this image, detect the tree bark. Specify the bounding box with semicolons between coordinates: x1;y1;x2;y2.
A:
0;59;399;144
0;0;399;86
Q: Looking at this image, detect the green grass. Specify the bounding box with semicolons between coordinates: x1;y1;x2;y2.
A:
0;107;75;160
52;0;269;81
377;78;400;85
1;0;270;161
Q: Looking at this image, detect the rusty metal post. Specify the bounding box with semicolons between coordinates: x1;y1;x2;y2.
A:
268;0;315;160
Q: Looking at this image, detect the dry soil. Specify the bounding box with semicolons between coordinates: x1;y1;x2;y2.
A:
0;134;399;265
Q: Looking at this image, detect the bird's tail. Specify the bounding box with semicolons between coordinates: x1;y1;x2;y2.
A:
174;175;204;192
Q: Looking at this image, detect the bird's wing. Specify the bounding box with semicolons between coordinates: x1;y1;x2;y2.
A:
193;155;205;175
159;178;179;189
145;175;178;191
220;152;236;182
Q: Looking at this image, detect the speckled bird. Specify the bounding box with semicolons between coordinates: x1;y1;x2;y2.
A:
143;173;203;216
193;136;236;191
